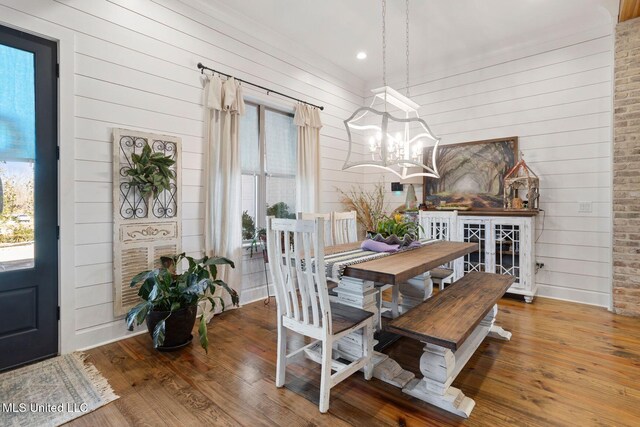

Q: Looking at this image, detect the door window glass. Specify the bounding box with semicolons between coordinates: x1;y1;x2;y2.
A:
0;44;35;272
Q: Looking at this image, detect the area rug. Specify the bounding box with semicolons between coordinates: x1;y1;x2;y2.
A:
0;353;118;427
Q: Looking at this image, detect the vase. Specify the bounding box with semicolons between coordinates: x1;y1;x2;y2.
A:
366;232;416;247
146;305;197;350
144;194;153;217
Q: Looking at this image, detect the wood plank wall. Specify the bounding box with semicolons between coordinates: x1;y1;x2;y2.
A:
0;0;366;350
364;25;615;307
0;0;617;351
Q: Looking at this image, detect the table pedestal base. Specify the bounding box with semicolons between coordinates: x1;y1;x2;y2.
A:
327;277;416;388
371;354;415;387
404;381;475;418
308;277;510;418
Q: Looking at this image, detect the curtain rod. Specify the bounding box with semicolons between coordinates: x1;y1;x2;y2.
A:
197;62;324;111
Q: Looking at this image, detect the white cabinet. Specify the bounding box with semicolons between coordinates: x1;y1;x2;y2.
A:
420;212;537;302
456;215;536;302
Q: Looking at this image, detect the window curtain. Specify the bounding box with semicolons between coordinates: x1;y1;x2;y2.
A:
203;75;245;320
294;104;323;213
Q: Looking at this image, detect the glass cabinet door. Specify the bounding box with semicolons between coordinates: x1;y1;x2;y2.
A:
493;222;522;286
459;220;487;274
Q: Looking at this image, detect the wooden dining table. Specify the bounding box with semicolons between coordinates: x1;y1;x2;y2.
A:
311;240;477;389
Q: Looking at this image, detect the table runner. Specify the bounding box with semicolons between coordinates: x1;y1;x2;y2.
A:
324;238;437;281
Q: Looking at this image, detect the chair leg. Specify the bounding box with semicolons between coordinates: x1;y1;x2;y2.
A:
391;286;400;317
439;279;445;291
275;317;287;387
363;321;374;381
375;289;382;331
319;338;332;413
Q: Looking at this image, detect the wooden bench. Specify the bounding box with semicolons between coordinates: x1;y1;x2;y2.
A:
385;272;515;418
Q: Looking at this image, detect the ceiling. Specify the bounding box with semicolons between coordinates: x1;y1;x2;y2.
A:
211;0;618;84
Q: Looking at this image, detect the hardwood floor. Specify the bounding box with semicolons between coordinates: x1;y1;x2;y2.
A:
69;296;640;426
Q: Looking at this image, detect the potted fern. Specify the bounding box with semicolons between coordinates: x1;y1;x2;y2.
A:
126;253;238;352
123;144;175;209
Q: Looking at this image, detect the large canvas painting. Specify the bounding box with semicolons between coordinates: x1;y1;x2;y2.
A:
423;137;518;209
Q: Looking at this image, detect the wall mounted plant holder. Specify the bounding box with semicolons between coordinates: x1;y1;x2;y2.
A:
112;128;182;316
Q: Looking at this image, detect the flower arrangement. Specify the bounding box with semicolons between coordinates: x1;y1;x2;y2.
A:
373;214;423;239
338;182;388;233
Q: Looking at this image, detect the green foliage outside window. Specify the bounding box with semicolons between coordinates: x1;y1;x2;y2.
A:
241;202;295;242
242;210;256;240
266;202;295;219
0;163;34;244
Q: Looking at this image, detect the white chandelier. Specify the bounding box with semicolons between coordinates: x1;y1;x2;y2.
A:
342;0;440;180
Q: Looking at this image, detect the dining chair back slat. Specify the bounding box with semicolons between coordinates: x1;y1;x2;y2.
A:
297;212;333;247
332;211;358;245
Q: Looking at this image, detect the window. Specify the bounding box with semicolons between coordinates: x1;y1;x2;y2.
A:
241;103;297;241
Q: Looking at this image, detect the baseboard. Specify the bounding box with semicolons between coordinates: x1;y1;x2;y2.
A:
536;285;609;308
72;322;147;352
67;286;273;352
240;284;275;306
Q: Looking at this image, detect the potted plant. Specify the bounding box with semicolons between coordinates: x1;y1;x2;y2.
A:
125;253;239;352
123;144;176;208
367;214;423;247
248;227;267;258
241;212;267;258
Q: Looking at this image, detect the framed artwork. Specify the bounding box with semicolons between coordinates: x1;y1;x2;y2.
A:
422;137;518;209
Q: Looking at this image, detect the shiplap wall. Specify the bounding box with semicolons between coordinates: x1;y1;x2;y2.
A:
1;0;616;352
365;25;615;307
0;0;365;350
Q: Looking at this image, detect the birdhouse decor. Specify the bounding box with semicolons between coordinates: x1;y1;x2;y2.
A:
503;157;540;211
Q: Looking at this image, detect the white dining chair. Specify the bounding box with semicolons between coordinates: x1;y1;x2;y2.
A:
419;210;458;290
331;210;358;245
266;216;374;413
297;212;333;247
419;210;458;241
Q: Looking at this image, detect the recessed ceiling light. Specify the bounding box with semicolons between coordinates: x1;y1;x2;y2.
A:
356;51;367;60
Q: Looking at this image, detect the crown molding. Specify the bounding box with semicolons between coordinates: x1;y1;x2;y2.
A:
178;0;367;97
366;22;616;93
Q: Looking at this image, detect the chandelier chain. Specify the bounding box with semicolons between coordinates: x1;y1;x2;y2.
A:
405;0;410;97
382;0;387;111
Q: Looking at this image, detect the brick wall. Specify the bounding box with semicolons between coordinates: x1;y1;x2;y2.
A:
613;17;640;317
